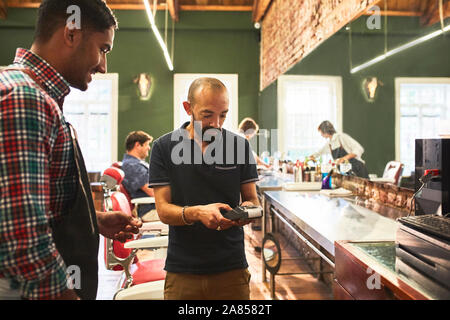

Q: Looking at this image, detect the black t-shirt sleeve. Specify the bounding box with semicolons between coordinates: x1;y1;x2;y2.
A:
240;139;259;184
149;139;171;187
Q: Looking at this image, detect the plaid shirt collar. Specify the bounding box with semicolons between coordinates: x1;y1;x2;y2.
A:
13;48;71;105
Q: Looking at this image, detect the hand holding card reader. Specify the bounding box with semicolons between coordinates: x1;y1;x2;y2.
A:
220;206;263;221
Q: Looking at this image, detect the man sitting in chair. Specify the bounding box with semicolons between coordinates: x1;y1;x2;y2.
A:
122;131;158;221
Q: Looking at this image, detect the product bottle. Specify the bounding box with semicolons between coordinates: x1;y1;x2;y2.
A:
281;162;287;174
298;162;303;182
321;168;333;190
316;162;322;182
322;160;331;181
293;160;302;182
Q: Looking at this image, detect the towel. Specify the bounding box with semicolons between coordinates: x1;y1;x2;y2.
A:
319;188;353;197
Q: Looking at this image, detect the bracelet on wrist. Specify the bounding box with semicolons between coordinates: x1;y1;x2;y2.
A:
181;206;194;225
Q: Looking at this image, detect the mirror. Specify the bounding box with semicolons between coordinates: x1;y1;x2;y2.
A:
260;0;449;189
262;233;282;274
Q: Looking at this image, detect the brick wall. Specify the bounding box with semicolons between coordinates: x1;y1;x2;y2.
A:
260;0;379;90
332;173;414;216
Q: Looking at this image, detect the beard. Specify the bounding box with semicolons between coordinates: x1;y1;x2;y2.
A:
192;114;222;145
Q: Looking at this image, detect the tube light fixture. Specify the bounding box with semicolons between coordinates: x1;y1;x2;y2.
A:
143;0;174;71
351;24;450;74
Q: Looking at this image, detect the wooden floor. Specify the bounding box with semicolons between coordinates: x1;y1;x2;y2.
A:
96;226;334;300
244;225;333;300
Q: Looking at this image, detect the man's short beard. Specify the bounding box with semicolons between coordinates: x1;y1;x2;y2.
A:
192;114;222;144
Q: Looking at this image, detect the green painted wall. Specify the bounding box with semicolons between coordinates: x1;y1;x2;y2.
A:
259;16;450;176
0;9;260;158
2;9;448;176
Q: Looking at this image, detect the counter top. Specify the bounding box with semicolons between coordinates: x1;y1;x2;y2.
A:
265;191;398;256
336;241;434;299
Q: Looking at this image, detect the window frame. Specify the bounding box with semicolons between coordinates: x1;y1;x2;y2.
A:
277;75;343;155
65;73;119;172
395;77;450;172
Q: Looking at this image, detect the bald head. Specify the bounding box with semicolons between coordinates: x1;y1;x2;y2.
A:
188;77;228;107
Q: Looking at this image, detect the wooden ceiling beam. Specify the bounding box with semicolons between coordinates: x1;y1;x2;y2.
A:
5;1;252;12
362;10;422;17
180;5;252;11
167;0;179;22
421;0;450;26
0;0;7;19
5;1;165;10
252;0;272;22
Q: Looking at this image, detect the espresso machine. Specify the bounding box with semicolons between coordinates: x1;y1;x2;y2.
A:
414;139;449;216
395;139;450;299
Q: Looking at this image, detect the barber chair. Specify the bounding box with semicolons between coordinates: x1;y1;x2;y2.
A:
369;161;404;186
111;161;157;221
100;167;168;300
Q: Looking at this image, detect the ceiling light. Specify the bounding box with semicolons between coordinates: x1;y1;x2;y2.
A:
351;24;450;74
143;0;174;71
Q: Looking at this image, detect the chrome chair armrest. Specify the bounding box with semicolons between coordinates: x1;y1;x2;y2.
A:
131;197;155;205
124;236;168;249
114;280;165;300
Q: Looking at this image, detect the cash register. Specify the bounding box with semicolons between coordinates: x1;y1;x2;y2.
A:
395;139;450;299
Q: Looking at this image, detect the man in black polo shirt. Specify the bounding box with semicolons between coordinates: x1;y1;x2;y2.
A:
149;77;259;300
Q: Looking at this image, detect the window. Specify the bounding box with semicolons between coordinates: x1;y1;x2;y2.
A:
64;73;118;173
173;73;238;131
396;78;450;176
277;75;343;161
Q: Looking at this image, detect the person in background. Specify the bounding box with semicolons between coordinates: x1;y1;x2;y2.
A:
149;77;259;300
310;120;369;178
238;117;271;169
0;0;142;300
122;131;158;221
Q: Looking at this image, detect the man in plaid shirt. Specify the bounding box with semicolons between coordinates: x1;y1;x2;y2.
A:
0;0;142;300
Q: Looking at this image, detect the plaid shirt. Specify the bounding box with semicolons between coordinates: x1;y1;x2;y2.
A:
0;48;77;299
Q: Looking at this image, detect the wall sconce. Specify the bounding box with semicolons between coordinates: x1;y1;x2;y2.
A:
133;73;152;101
362;77;383;102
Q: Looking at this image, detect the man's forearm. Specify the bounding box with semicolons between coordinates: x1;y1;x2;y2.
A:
242;196;260;207
156;202;195;226
141;184;155;197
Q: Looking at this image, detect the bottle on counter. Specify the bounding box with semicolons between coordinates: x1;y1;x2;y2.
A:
316;162;322;182
310;166;316;182
321;168;333;189
281;162;287;174
322;160;332;185
273;158;280;172
261;151;270;165
304;164;310;182
294;160;303;182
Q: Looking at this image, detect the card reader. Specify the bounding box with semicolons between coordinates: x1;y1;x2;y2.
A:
220;205;263;221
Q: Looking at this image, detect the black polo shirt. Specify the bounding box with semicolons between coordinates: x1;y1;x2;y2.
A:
149;122;258;274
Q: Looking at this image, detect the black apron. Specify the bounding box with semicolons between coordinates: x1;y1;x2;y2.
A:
50;123;99;300
330;136;369;179
2;67;99;300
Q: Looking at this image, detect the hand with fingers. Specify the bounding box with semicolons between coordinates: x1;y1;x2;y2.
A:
195;203;238;231
96;211;143;242
233;201;255;227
